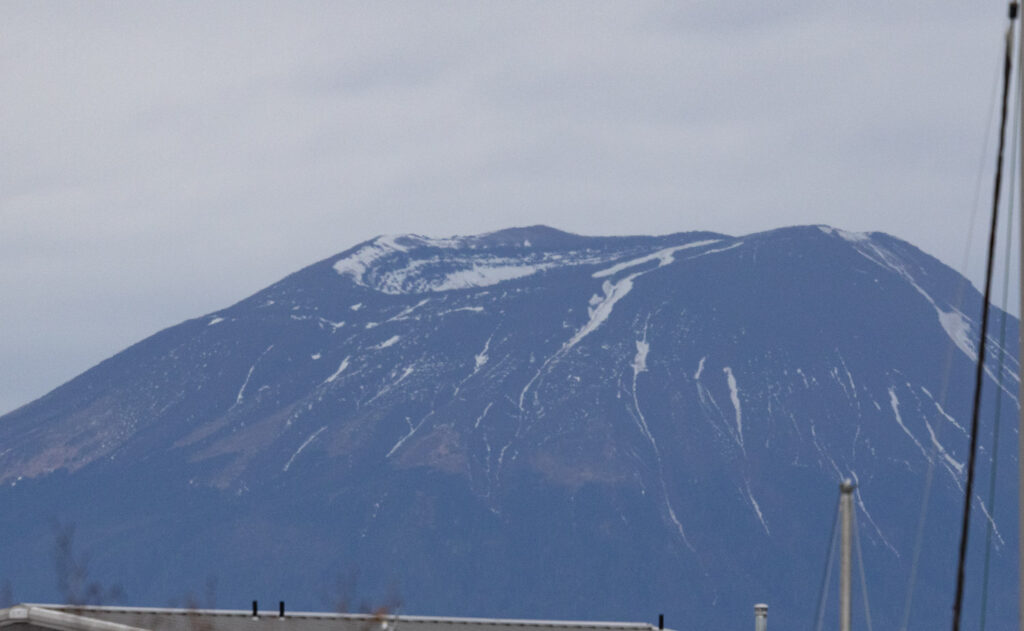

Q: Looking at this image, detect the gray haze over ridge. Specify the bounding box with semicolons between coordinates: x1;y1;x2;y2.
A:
1;2;1019;416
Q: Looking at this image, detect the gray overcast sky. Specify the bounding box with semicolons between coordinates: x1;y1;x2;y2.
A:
1;2;1018;415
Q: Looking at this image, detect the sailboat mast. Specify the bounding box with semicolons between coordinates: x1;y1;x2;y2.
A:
840;480;855;631
1018;4;1024;629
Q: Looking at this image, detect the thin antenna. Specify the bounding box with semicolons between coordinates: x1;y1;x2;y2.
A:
953;5;1018;631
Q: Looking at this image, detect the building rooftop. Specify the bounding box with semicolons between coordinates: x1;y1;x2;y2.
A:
0;605;667;631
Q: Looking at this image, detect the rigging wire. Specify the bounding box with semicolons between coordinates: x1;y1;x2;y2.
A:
978;23;1021;631
898;31;1009;631
951;6;1018;631
853;505;874;631
814;494;842;631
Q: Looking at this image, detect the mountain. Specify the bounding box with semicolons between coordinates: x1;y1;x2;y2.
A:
0;225;1017;631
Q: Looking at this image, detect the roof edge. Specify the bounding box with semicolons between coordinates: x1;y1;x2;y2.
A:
0;606;149;631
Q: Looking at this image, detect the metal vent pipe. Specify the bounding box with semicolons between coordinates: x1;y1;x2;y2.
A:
754;603;768;631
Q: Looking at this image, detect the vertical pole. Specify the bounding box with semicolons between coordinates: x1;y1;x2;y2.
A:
1017;11;1024;631
840;480;856;631
754;603;768;631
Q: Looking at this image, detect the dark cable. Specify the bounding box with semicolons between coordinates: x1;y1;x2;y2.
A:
900;37;1009;631
951;6;1018;631
978;36;1020;631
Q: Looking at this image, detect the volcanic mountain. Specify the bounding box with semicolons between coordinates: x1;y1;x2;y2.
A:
0;225;1017;631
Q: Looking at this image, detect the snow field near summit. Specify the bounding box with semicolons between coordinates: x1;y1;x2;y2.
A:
332;233;733;295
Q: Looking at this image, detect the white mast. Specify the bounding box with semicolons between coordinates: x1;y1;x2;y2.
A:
840;479;855;631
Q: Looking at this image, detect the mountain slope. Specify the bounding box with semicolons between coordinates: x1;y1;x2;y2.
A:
0;225;1017;631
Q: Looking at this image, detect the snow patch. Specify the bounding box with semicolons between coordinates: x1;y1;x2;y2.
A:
334;236;410;286
694;356;706;380
937;309;976;361
207;316;225;326
374;335;400;349
633;340;650;375
318;318;345;331
723;367;744;448
838;229;870;242
475;336;492;371
311;353;321;360
565;276;638;351
819;225;870;242
334;234;609;294
432;264;545;291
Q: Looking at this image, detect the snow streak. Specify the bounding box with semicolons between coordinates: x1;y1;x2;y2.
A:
283;426;328;472
834;231;1020;402
888;388;928;459
324;356;350;384
629;329;694;551
592;240;720;278
474;402;494;429
923;419;964;478
234;345;274;407
723;367;744;448
745;481;769;534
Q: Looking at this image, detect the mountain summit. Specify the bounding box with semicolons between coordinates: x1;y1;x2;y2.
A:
0;225;1016;631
